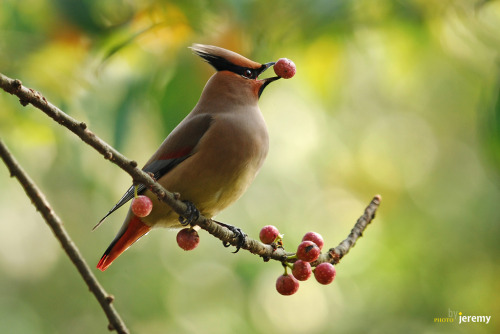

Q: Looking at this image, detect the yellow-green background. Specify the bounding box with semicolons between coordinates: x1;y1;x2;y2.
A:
1;1;499;333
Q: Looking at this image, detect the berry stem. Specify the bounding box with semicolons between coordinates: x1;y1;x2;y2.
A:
282;262;289;275
134;185;138;198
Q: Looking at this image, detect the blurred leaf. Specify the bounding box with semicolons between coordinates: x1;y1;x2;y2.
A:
53;0;134;34
479;68;500;181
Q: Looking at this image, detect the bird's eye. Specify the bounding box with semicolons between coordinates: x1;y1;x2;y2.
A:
244;69;253;78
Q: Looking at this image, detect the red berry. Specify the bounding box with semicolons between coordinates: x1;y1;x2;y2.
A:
273;58;296;79
302;232;324;250
292;260;312;281
276;274;299;295
296;240;320;262
131;195;153;217
176;228;200;251
314;262;336;285
259;225;280;244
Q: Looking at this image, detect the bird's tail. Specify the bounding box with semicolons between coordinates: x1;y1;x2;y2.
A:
96;216;151;271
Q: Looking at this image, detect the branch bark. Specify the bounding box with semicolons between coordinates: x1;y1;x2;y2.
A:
312;195;381;266
0;139;129;334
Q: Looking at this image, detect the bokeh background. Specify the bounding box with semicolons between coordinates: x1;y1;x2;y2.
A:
1;0;499;333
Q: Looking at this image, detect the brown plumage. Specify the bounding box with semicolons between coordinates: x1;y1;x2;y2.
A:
96;44;280;271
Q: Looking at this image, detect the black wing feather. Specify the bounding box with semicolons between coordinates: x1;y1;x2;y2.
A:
93;155;190;230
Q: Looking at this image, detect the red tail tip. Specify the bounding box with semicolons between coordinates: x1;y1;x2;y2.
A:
96;256;110;271
96;216;151;272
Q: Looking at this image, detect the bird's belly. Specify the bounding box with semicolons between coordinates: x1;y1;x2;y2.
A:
195;165;256;215
143;150;264;228
176;154;260;216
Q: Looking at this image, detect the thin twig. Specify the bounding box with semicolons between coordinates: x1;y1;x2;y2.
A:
312;195;382;266
0;72;381;264
329;194;381;263
0;139;129;334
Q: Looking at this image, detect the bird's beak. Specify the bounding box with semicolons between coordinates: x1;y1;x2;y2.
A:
258;62;280;98
259;62;275;74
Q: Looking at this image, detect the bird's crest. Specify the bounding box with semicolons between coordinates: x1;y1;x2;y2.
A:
191;44;264;78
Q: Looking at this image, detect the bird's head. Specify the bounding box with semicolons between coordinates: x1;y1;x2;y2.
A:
191;44;280;100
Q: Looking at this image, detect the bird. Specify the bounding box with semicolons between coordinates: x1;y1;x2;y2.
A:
96;44;281;271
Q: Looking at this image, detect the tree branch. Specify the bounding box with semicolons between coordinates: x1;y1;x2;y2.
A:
0;139;129;334
0;71;381;265
312;195;381;266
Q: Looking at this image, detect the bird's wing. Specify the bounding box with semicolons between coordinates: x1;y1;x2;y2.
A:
94;113;214;229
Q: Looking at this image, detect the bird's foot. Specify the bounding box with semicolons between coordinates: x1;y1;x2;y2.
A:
213;220;246;253
178;201;200;226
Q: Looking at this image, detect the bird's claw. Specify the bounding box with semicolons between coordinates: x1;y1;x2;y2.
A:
179;201;200;226
215;220;246;253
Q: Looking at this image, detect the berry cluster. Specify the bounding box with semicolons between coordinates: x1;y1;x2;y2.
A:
133;193;335;292
260;226;337;295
